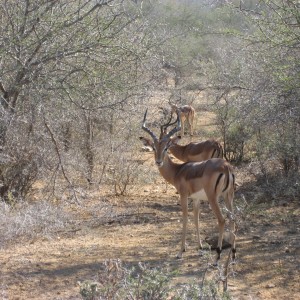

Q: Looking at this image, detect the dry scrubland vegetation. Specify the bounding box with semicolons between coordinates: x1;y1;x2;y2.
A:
0;0;299;299
1;93;299;300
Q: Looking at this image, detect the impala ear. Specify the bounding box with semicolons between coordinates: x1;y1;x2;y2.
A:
169;135;181;146
139;137;154;149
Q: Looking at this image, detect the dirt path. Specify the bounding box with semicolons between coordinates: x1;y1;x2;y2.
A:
1;175;299;299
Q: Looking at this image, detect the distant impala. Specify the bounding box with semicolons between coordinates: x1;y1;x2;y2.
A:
169;102;195;136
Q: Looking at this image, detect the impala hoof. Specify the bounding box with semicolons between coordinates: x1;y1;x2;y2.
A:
232;248;236;258
216;247;222;258
232;248;237;262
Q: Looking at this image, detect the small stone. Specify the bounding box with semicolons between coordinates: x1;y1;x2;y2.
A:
266;283;276;288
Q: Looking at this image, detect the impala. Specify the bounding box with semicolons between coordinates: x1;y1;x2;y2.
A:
169;102;195;136
140;109;236;261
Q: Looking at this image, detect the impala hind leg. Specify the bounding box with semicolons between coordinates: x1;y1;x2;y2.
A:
216;216;226;261
193;199;203;250
209;197;226;263
177;195;188;259
224;191;236;260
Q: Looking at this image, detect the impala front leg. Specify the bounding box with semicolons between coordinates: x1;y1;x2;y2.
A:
177;195;188;259
193;199;203;250
210;197;225;263
180;116;185;136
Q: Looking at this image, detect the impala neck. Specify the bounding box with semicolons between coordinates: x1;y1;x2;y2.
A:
157;153;181;186
169;144;186;162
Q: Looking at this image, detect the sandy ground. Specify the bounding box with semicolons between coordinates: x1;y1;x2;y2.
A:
0;159;299;299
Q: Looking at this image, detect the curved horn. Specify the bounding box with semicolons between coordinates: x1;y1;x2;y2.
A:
163;110;181;140
142;109;158;142
160;111;179;136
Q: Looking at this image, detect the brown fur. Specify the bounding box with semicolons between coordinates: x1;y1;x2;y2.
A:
169;137;223;163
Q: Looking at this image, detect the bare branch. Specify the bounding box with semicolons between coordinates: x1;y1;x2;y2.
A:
42;111;80;203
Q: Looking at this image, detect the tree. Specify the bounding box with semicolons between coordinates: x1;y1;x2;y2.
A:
189;0;300;173
0;0;163;201
234;0;300;172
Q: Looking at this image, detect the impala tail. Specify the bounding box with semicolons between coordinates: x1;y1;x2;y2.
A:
212;142;224;159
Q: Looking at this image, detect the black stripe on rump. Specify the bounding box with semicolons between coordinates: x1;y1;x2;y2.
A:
222;167;230;192
215;173;223;192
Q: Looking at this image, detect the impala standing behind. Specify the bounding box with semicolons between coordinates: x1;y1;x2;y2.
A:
168;136;223;163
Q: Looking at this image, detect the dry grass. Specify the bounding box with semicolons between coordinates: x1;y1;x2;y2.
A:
0;200;72;247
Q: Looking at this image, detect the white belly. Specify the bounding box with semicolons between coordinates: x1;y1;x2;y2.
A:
190;189;208;201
